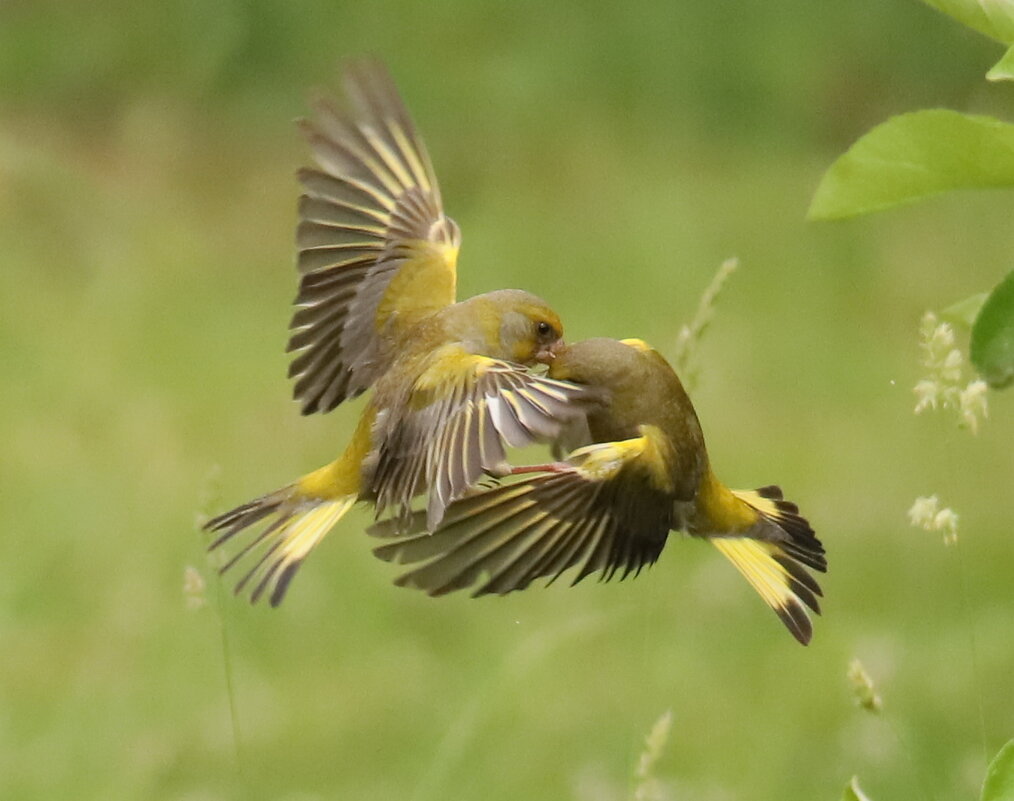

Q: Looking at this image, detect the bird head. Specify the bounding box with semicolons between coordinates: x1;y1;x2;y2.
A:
548;337;656;387
548;337;704;449
466;289;564;365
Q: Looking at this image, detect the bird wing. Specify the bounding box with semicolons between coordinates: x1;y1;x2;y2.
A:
289;60;460;414
371;432;674;596
370;348;596;531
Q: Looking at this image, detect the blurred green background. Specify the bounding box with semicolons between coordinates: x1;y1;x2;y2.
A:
2;1;1013;799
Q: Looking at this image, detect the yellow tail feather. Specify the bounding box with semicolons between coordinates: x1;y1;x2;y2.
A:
729;485;826;572
205;412;373;606
694;472;825;644
709;537;818;645
205;483;357;606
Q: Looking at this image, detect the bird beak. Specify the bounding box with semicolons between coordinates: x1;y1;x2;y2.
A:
534;338;564;364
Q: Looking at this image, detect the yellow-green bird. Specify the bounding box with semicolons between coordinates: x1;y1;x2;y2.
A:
373;337;826;644
204;61;593;606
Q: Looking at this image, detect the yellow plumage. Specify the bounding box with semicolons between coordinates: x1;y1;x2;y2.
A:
373;337;826;644
206;61;592;605
708;537;818;645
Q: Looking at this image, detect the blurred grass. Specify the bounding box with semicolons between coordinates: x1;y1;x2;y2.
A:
2;1;1014;800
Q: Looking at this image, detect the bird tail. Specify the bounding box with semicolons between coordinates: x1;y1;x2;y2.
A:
692;474;826;645
204;462;358;607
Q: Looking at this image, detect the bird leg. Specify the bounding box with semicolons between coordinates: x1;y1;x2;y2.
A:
509;462;572;475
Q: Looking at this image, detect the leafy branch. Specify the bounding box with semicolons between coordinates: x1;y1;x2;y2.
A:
809;0;1014;390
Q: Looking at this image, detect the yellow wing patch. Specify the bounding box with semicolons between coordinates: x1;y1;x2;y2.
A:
373;239;459;337
570;425;674;492
411;346;492;398
568;438;643;481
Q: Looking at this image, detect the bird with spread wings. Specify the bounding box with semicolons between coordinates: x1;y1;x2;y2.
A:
372;338;826;645
204;62;594;606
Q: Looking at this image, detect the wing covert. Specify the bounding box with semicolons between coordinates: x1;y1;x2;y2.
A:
370;351;598;531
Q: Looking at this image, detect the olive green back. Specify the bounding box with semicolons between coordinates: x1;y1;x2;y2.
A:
549;338;709;499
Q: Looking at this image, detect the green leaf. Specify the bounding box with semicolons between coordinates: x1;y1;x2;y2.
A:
942;292;988;328
920;0;1014;45
971;271;1014;389
842;776;872;801
809;110;1014;220
981;740;1014;801
987;44;1014;80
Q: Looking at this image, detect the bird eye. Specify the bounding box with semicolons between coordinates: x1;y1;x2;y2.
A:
537;321;553;338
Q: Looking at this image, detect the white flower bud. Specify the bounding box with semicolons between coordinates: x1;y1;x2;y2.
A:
913;380;939;413
907;495;939;528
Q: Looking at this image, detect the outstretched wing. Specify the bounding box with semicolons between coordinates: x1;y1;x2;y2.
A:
371;434;674;596
290;60;460;414
370;348;598;531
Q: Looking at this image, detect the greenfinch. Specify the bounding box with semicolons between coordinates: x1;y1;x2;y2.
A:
204;61;592;606
372;337;826;644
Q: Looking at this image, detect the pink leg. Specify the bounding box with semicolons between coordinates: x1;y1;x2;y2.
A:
510;462;571;475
